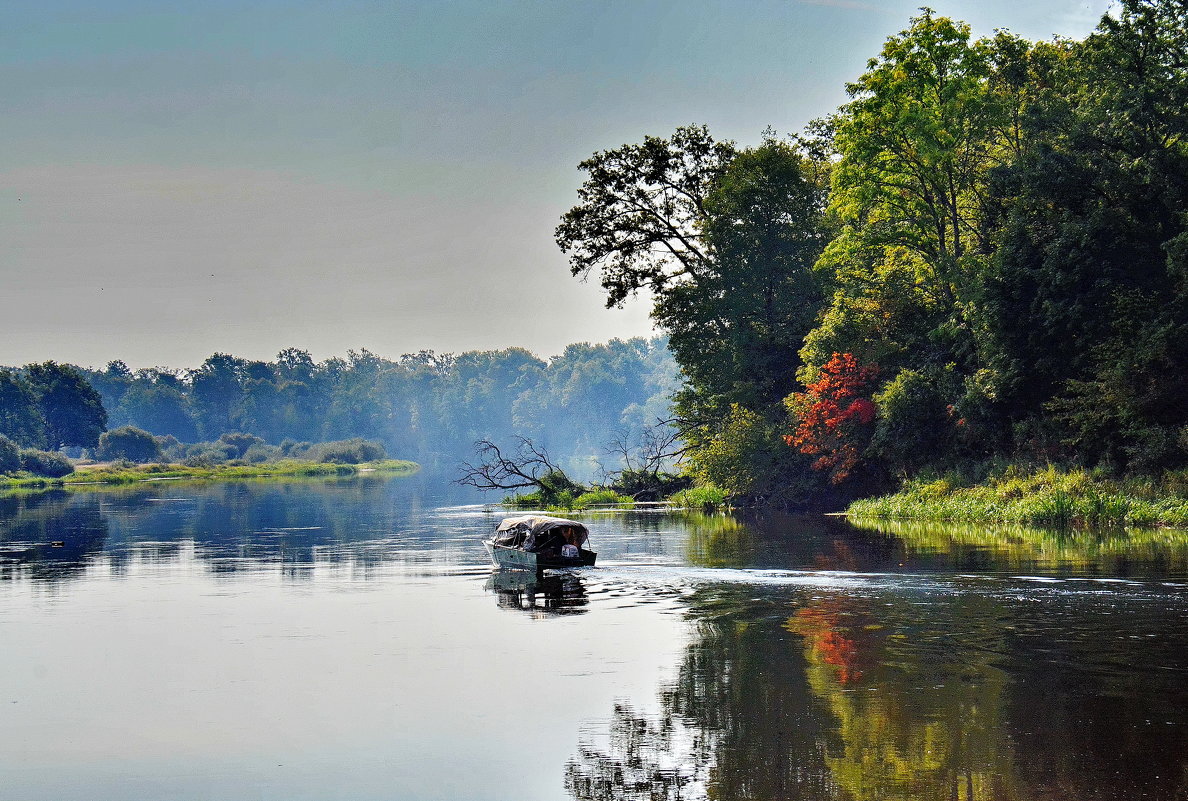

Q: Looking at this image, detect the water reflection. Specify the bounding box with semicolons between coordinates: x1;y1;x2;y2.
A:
0;475;495;584
850;516;1188;576
3;480;1188;800
0;490;110;582
569;575;1188;801
487;571;590;617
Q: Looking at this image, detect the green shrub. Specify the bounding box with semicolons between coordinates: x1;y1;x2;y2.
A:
184;442;235;464
20;449;74;478
217;432;265;458
611;468;691;501
669;485;731;511
243;443;282;463
308;438;385;464
0;435;20;473
553;490;576;510
503;490;543;508
871;367;959;473
97;426;162;463
155;434;183;461
573;489;634;509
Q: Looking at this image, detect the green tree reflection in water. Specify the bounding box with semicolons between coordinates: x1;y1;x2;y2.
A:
567;586;833;800
848;516;1188;576
786;594;1020;801
569;513;1188;800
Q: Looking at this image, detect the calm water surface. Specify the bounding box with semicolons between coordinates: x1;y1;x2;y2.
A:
2;474;1187;800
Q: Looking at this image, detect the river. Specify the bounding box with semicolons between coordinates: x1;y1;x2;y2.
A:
1;473;1186;800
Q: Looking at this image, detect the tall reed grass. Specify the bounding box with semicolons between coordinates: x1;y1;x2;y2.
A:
848;466;1188;529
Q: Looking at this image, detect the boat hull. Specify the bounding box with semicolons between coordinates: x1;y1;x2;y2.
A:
484;541;596;571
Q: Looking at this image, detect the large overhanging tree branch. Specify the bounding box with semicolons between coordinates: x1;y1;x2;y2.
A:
456;437;573;494
555;124;737;308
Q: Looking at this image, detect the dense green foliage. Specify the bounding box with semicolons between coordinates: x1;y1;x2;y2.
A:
0;435;20;474
19;449;75;478
26;362;107;450
2;336;676;479
560;0;1188;508
97;426;162;463
0;370;46;448
559;129;832;504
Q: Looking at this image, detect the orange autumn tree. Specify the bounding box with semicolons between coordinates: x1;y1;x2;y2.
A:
785;353;879;483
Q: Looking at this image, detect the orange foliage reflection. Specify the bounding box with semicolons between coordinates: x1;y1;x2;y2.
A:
786;601;868;685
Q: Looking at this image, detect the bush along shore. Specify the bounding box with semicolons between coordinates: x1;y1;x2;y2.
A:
0;458;419;491
847;466;1188;530
502;483;733;514
0;431;418;491
0;458;418;489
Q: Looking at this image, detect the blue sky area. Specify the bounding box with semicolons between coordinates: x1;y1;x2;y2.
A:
0;0;1112;368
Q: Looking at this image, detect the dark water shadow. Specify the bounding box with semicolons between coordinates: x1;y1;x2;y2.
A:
485;570;590;616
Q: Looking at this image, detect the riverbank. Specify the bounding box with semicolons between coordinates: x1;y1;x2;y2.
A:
847;466;1188;529
0;458;419;491
501;484;733;514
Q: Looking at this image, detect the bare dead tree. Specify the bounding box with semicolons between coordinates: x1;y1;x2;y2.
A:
456;436;575;494
603;418;686;480
597;419;690;501
637;419;686;473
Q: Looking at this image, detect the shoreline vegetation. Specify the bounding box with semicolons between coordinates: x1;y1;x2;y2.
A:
548;2;1188;523
502;484;733;514
847;466;1188;530
0;458;419;492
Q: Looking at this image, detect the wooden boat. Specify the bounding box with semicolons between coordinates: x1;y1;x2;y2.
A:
483;515;597;571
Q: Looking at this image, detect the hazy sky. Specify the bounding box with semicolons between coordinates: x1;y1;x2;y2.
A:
1;0;1112;369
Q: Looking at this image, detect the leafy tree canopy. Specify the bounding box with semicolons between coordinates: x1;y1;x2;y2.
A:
0;369;46;449
26;362;106;450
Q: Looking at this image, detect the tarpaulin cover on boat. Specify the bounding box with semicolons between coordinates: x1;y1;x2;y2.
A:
493;515;589;548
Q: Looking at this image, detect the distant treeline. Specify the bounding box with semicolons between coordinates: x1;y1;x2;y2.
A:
0;337;677;476
557;0;1188;505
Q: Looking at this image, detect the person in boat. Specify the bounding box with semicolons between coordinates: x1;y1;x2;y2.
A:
491;515;593;564
524;526;575;559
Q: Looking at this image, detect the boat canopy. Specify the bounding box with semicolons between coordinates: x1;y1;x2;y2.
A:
493;515;589;548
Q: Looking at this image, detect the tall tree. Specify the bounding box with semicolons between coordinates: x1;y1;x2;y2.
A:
25;362;107;450
556;124;736;308
663;138;830;418
807;11;1015;378
794;11;1044;480
189;353;246;439
559;129;831;501
982;0;1188;467
117;370;198;442
0;369;46;448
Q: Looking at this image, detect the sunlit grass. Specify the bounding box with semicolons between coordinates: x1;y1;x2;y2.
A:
848;466;1188;529
501;487;635;512
0;458;419;492
667;485;732;512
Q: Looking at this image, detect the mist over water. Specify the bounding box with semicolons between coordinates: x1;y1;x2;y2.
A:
2;474;1186;800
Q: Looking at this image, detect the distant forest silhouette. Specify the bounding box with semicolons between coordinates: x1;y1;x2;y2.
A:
1;337;675;478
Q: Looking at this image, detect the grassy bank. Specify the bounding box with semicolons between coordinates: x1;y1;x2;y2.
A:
501;484;733;513
503;488;636;512
848;466;1188;529
846;516;1188;573
0;458;419;491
